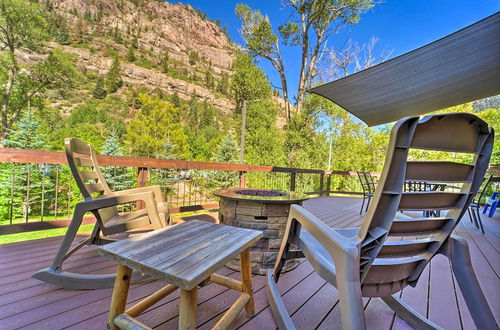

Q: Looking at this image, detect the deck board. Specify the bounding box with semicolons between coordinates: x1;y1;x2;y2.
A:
0;196;498;330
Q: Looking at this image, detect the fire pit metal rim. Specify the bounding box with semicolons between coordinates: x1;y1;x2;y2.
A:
213;188;309;204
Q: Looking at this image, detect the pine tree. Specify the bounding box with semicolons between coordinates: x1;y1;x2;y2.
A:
4;112;45;150
131;35;139;49
161;52;169;73
92;76;107;99
217;72;229;95
188;94;199;129
126;47;136;62
205;70;214;89
113;26;123;44
106;56;123;93
171;92;181;108
102;131;130;191
3;112;47;221
210;133;239;188
211;133;239;163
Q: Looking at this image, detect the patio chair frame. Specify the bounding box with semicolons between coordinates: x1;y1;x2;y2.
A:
33;138;170;289
267;113;496;330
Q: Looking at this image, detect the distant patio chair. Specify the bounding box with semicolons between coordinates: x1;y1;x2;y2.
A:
467;175;492;233
267;113;496;330
357;171;374;214
33;138;170;289
483;191;500;217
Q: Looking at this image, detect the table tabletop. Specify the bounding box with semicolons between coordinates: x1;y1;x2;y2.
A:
98;220;262;290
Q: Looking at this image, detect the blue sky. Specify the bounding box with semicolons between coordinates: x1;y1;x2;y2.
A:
178;1;499;102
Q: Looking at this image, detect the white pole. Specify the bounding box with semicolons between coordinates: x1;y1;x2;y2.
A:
328;134;333;171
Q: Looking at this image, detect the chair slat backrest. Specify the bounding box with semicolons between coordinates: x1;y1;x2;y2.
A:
65;138;117;223
356;113;494;297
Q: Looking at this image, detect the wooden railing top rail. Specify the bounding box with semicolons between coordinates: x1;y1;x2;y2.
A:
0;148;363;175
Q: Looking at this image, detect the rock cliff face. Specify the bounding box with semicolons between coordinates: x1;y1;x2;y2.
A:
45;0;237;112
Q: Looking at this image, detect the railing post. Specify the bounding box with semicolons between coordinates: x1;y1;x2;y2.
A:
326;173;332;196
319;173;325;196
290;172;296;192
136;167;149;210
239;171;247;188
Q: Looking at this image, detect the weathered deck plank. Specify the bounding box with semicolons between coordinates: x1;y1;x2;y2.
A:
0;196;498;330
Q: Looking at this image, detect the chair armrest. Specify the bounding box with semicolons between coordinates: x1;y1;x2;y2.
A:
288;204;359;257
104;185;164;203
80;191;157;211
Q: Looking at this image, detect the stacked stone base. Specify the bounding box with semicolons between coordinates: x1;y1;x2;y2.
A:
219;199;301;275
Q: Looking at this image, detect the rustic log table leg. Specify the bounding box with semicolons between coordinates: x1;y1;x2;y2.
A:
240;249;255;316
107;265;132;330
179;287;197;329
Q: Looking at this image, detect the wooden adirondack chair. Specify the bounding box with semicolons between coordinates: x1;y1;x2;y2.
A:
267;113;497;329
33;138;170;289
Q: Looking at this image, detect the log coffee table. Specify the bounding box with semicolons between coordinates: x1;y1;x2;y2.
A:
98;220;262;330
213;188;309;275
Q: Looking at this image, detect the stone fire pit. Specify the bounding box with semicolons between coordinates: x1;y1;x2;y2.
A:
213;188;309;275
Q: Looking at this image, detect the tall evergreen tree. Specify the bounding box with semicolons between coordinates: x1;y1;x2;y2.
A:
161;52;169;73
105;55;123;93
102;131;130;191
3;112;47;221
211;133;239;163
92;76;107;99
125;47;136;62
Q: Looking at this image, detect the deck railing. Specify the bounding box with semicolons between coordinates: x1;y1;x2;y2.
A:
1;148;498;235
0;147;374;234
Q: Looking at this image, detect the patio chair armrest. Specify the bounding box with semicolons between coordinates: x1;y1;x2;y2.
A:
105;185;164;203
81;191;158;211
288;204;359;257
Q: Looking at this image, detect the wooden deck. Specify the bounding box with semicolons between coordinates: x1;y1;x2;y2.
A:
0;196;498;329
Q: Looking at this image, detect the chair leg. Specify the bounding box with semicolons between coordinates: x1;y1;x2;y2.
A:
488;200;498;217
382;295;441;330
50;205;87;270
439;236;497;330
470;208;480;229
365;196;371;212
334;251;366;330
360;196;366;215
475;206;485;234
467;208;474;223
107;265;132;330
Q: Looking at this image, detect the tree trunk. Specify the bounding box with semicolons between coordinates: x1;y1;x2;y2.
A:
1;67;15;144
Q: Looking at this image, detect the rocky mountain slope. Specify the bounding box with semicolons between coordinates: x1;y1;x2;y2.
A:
44;0;239;112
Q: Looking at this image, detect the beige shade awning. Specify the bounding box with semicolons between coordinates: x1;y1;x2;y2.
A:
309;13;500;126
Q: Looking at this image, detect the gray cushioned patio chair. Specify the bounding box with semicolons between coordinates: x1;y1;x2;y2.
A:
33;138;170;289
267;113;496;329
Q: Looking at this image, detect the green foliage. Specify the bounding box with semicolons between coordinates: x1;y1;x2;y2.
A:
113;26;123;44
217;72;230;95
4;112;46;150
102;131;131;191
205;70;214;89
0;0;48;52
126;47;136;62
131;35;139;49
188;50;199;65
92;76;107;99
0;47;79;140
125;94;190;159
105;55;123;93
47;13;71;45
231;52;272;110
211;133;239;163
161;52;169;73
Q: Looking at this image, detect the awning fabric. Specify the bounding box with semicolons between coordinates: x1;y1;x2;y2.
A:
309;13;500;126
